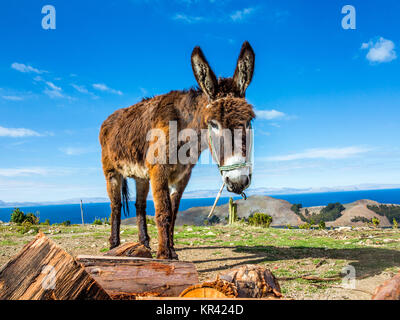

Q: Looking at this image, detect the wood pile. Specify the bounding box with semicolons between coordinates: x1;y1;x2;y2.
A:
0;234;284;300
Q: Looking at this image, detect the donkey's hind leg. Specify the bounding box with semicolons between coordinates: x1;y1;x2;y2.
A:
134;177;150;249
105;170;123;249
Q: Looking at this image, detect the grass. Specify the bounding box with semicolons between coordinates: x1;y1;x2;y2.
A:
0;222;399;299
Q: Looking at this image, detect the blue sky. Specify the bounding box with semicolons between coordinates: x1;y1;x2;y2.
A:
0;0;400;202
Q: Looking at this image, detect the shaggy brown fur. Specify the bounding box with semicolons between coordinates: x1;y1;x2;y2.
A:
100;41;256;259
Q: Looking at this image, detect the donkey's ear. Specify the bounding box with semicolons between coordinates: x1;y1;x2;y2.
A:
191;46;218;100
233;41;255;97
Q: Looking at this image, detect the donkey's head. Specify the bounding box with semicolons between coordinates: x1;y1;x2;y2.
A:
191;41;256;195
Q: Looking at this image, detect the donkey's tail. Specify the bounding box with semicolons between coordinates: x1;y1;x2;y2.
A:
121;178;130;217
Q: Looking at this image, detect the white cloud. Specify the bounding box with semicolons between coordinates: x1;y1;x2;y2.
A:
71;84;89;94
11;62;46;74
60;147;96;156
361;37;397;63
256;109;286;120
230;7;256;22
44;81;66;99
265;146;372;161
0;168;49;177
173;13;205;23
46;81;61;91
1;95;24;101
93;83;123;95
0;126;41;138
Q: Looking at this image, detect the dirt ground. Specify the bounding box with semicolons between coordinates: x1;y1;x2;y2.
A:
1;222;399;300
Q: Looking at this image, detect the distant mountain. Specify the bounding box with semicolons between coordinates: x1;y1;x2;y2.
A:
0;197;110;208
1;183;399;208
181;183;400;199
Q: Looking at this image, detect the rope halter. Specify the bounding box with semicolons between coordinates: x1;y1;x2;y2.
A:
207;122;254;174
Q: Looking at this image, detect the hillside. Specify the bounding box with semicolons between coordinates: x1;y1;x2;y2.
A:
328;200;392;227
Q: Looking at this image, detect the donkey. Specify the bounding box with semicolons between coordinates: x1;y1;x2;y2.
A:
99;41;256;259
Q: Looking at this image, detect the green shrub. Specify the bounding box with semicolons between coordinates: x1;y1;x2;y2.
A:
20;220;39;234
146;217;156;225
318;221;326;230
42;219;51;226
367;205;400;224
299;222;312;230
10;208;39;225
290;204;302;214
371;217;380;228
247;213;272;228
25;212;39;225
93;218;103;225
393;218;398;229
61;220;71;226
10;208;26;224
205;215;220;226
351;216;372;224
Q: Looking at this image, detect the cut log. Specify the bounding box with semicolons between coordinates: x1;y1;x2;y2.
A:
372;273;400;300
180;279;238;298
218;264;282;299
0;233;110;300
103;242;152;258
77;255;199;299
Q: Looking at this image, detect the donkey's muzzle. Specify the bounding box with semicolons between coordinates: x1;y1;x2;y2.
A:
225;175;250;195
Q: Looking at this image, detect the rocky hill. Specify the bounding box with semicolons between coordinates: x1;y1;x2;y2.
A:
122;196;399;227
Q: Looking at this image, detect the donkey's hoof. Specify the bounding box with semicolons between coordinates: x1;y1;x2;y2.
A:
156;249;173;260
140;241;151;250
109;240;120;250
170;249;179;260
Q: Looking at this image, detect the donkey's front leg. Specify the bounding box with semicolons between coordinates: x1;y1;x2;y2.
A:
150;166;173;259
105;170;123;249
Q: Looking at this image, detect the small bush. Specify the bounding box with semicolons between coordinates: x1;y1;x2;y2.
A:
10;208;26;224
351;216;371;224
146;217;156;225
247;213;272;228
25;212;39;225
42;219;51;226
93;218;103;225
318;221;326;230
61;220;71;226
393;218;398;229
299;222;312;230
371;217;380;228
20;221;39;234
10;208;39;225
204;215;220;226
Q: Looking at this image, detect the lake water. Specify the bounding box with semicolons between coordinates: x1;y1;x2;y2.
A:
1;188;400;224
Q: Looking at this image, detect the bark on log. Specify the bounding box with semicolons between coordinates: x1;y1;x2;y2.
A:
372;273;400;300
77;255;199;299
0;233;110;300
219;264;282;299
103;242;152;258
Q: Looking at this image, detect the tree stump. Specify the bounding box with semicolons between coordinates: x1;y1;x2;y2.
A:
0;233;110;300
104;242;152;258
179;279;238;298
219;264;282;299
372;272;400;300
77;255;199;299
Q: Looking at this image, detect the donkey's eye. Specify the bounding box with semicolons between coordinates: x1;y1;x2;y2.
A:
209;120;219;130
